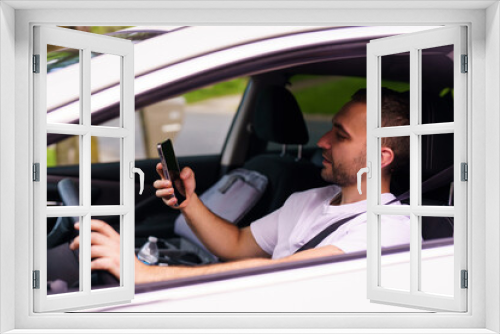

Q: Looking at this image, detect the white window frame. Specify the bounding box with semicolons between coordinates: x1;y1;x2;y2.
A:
366;26;467;312
0;2;497;333
32;26;136;312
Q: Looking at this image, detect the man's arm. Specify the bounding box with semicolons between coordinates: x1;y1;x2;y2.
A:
70;220;345;285
136;242;345;284
154;163;268;261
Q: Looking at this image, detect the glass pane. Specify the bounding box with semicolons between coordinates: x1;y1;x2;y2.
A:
172;78;246;157
97;113;147;160
175;105;235;156
91;216;121;290
380;52;410;127
420;216;454;296
421;45;454;124
91;136;121;206
47;134;80;206
421;133;454;206
47;45;81;124
381;136;410;204
140;98;185;158
379;214;411;292
47;216;81;295
290;75;367;151
91;52;121;126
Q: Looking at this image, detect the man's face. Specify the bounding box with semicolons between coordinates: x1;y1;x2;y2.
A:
317;101;367;187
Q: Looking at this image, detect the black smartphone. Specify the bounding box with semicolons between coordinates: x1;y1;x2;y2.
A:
157;139;186;205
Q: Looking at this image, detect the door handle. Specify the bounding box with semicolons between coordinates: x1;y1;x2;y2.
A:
130;162;144;195
357;162;371;195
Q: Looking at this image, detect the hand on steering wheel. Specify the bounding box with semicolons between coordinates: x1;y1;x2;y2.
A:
49;178;119;286
70;219;122;281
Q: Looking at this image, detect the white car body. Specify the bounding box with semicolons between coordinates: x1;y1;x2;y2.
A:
89;245;453;312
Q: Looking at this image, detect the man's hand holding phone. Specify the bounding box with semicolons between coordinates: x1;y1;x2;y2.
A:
154;163;196;209
155;138;194;209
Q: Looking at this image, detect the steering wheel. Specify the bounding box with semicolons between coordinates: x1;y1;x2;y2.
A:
47;178;118;288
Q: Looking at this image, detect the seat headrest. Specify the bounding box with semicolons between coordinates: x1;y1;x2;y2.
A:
421;92;454;178
390;91;454;196
253;86;309;145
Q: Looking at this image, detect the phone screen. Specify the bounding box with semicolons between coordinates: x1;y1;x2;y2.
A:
157;139;186;203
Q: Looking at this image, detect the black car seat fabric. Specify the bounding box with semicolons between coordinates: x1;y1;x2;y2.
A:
394;92;454;240
237;85;328;228
252;85;309;145
420;92;455;239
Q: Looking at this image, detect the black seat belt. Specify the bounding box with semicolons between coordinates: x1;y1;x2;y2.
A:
293;211;364;254
294;165;453;254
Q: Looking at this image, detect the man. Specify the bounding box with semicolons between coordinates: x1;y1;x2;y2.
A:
70;88;411;284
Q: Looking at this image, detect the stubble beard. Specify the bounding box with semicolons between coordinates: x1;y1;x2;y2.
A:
322;151;366;188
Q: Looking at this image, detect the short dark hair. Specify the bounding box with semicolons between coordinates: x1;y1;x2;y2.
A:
350;88;410;174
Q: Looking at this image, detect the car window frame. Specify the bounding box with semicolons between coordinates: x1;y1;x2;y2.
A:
47;32;408;158
47;26;431;141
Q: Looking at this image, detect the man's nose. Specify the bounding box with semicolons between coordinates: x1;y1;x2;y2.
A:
317;130;332;148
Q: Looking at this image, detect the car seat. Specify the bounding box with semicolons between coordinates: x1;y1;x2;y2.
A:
421;92;455;239
390;91;455;240
237;85;329;227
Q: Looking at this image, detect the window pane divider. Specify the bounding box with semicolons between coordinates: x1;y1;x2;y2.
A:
409;47;420;296
46;123;88;135
81;48;92;294
372;205;411;215
89;126;129;138
46;206;89;217
410;205;455;217
90;205;129;216
46;124;129;138
372;205;454;217
46;205;129;217
373;123;454;138
412;122;454;135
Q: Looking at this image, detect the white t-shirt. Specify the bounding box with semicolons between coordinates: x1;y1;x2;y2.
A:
250;185;410;259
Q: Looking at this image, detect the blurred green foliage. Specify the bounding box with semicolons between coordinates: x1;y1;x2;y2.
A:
439;87;454;98
183;78;250;104
290;75;410;115
47;147;57;167
181;75;410;116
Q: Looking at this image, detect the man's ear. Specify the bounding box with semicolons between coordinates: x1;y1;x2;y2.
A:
381;146;394;171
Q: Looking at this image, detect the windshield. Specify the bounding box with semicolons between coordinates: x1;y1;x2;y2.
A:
47;30;167;73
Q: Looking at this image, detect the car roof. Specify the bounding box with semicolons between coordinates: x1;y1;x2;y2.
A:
47;26;336;110
47;26;441;128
